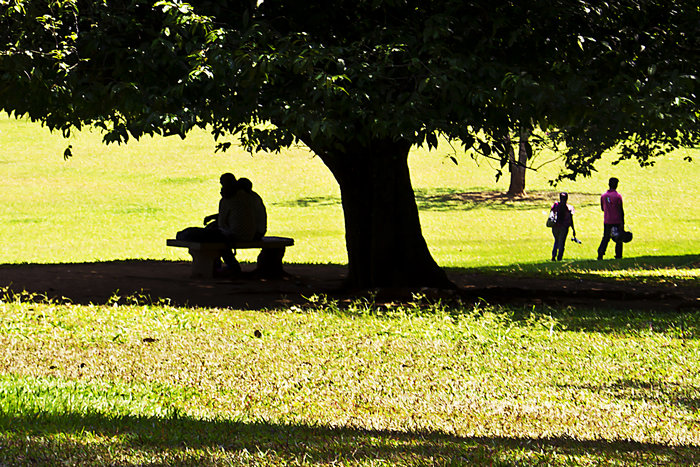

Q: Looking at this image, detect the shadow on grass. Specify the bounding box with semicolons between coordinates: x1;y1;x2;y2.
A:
271;190;604;212
539;306;700;337
274;195;341;207
559;378;700;414
0;411;697;464
414;189;600;212
458;253;700;277
0;254;697;315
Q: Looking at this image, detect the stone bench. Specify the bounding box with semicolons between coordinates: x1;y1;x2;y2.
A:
167;236;294;278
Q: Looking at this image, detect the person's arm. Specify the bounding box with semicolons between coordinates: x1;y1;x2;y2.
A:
203;213;217;225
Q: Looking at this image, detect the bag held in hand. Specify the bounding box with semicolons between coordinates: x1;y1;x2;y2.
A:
611;226;633;243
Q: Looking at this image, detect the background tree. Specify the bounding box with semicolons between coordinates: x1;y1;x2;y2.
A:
1;0;698;288
504;125;532;198
477;122;534;198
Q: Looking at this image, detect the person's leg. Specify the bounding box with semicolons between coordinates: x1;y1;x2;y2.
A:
597;224;612;259
614;224;624;259
556;227;569;261
220;249;241;273
551;229;559;261
220;234;241;273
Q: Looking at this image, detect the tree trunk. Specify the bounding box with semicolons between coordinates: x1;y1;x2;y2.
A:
506;127;531;197
309;137;453;289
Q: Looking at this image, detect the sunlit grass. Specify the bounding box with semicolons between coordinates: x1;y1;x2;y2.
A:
0;292;698;465
587;267;699;282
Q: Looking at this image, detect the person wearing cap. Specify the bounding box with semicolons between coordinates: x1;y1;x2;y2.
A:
597;177;624;260
550;192;576;261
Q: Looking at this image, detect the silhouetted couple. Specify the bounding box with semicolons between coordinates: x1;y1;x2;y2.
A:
177;172;267;274
204;173;266;239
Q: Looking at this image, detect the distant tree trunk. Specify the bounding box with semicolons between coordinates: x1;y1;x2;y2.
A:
506;126;531;197
306;137;453;289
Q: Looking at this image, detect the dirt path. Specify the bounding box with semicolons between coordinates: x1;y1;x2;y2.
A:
0;260;697;311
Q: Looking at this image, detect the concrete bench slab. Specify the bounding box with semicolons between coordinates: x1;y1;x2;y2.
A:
167;236;294;278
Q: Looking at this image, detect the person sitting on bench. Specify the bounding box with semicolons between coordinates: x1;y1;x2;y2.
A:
203;172;237;228
237;177;267;241
177;172;258;274
217;178;257;243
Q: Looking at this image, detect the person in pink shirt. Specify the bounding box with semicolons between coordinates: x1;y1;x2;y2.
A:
597;177;625;259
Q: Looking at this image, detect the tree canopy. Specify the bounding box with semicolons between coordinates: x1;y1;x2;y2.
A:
2;0;699;287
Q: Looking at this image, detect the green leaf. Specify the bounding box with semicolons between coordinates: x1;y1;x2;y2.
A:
426;132;438;150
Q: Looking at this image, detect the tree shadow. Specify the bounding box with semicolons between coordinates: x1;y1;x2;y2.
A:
1;253;697;315
6;217;43;225
545;307;700;337
414;189;601;211
0;260;350;311
274;195;341;207
559;378;700;414
0;411;696;464
442;253;700;335
463;254;700;275
270;190;604;211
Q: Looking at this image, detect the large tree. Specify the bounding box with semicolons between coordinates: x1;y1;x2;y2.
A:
1;0;698;288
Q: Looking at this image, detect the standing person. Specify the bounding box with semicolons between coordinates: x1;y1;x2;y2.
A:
597;177;624;260
550;192;576;261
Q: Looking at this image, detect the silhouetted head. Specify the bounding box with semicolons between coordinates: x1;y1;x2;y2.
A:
219;172;238;198
220;172;236;186
609;177;619;190
238;178;253;192
557;192;569;220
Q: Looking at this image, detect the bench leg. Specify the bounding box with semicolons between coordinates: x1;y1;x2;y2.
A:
188;248;221;278
256;247;286;278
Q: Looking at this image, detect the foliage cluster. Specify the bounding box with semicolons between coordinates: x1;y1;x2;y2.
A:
1;0;698;178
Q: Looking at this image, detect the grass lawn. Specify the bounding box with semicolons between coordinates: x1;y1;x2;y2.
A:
0;295;698;465
0;116;699;465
